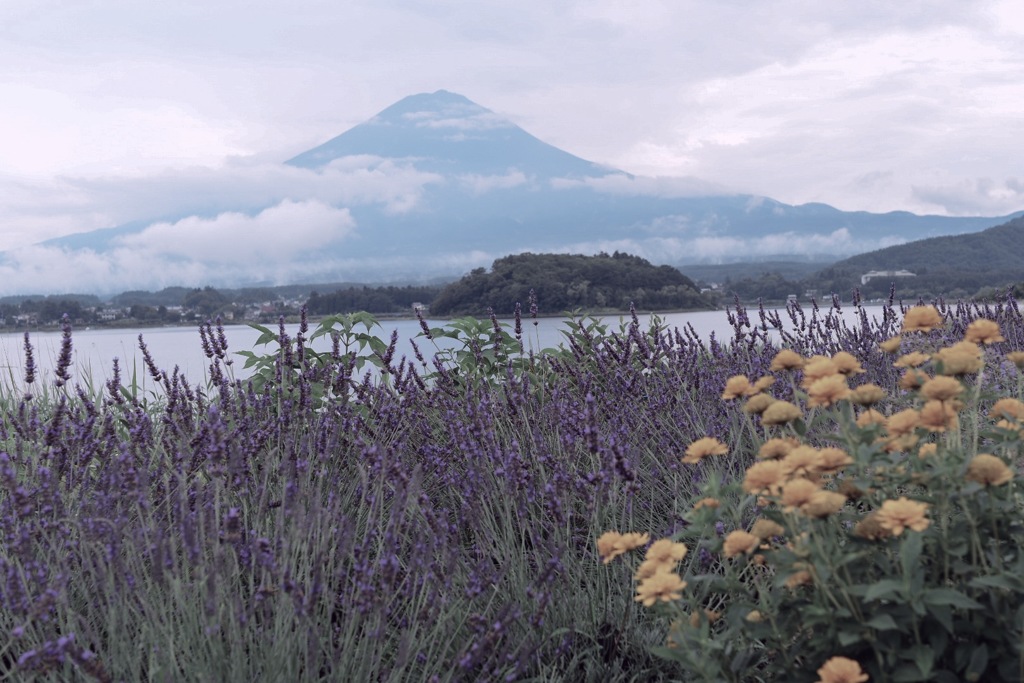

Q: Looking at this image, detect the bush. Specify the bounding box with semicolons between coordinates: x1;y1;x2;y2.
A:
603;306;1024;681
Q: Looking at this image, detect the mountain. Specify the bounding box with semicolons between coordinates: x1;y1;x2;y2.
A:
14;90;1024;294
287;90;612;178
806;216;1024;299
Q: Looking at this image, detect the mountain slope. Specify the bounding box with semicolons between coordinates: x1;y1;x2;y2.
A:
826;216;1024;273
287;90;612;178
805;216;1024;298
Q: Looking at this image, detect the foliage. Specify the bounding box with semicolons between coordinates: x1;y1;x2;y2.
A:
306;284;443;315
430;251;713;316
605;305;1024;681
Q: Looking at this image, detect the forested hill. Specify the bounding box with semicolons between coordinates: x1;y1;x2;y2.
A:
805;216;1024;299
833;216;1024;272
430;252;713;316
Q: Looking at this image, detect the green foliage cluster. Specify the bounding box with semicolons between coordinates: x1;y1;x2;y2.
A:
431;251;713;316
306;285;443;315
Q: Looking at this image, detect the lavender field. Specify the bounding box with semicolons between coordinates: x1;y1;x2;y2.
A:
2;292;1024;681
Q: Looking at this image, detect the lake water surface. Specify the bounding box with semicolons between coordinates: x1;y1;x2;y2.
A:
0;305;889;388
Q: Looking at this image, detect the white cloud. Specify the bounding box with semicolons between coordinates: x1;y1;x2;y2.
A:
0;156;443;250
550;173;731;197
458;171;530;193
534;227;901;265
911;177;1024;216
114;200;355;262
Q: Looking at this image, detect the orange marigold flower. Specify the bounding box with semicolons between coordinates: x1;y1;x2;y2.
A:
723;530;760;558
920;375;964;402
692;497;720;510
832;351;865;375
801;357;840;388
802;490;847;518
743;393;776;415
934;341;983;376
848;383;886;406
761;400;802;426
781;445;824;478
745;610;765;623
990;398;1024;421
816;655;869;683
743;460;788;495
884;433;920;453
919;400;959;432
893;351;930;368
635;570;687;606
856;408;887;428
886;408;921;437
750;518;785;540
817;447;854;474
917;443;938;459
964;318;1005;344
966;454;1014;486
1007;351;1024;369
898;368;930;391
682;437;728;464
758;437;799;460
597;531;651;564
901;305;943;333
995;419;1024;437
781;478;821;511
879;336;902;353
644;539;688;565
770;349;805;371
751;375;776;393
876;497;930;535
807;374;851;408
722;374;753;399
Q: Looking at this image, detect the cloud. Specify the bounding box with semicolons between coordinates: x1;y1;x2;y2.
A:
0;156;444;250
114;200;355;263
911;177;1024;216
458;171;531;193
550;173;731;197
533;227;902;265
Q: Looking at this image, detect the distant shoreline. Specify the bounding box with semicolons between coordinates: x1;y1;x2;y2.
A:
1;305;723;335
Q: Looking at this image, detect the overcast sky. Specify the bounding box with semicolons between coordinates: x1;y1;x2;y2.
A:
2;0;1023;256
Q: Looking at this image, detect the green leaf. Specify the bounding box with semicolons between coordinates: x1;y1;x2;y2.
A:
837;629;862;647
865;613;900;630
910;644;934;677
921;588;983;610
865;579;905;602
929;603;955;634
969;574;1022;592
966;644;988;680
892;663;930;682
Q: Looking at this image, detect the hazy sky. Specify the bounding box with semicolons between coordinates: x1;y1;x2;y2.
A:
2;0;1023;256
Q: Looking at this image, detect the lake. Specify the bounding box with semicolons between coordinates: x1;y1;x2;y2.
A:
0;305;889;389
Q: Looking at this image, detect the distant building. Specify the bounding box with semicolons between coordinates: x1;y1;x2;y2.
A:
861;269;916;286
412;302;430;314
